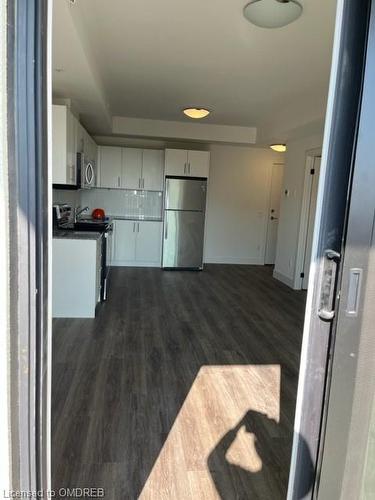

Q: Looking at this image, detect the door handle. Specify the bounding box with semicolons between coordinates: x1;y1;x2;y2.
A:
184;163;187;175
165;220;168;239
318;249;341;321
133;222;135;233
137;222;140;232
346;268;363;317
188;163;191;175
117;176;120;187
270;216;278;220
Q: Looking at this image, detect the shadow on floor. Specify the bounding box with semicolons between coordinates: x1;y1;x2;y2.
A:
208;408;314;499
52;265;308;499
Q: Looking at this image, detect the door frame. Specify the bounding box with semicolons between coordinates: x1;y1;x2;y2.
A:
294;149;322;290
6;0;51;493
287;0;372;497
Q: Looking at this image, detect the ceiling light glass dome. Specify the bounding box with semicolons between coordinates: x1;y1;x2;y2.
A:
243;0;303;29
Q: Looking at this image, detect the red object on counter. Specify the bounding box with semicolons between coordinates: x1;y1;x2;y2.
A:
92;208;105;220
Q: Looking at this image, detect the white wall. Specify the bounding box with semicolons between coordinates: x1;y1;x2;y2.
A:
273;133;323;288
204;144;282;265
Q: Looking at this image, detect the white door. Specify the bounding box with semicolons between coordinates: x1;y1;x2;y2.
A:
302;156;321;289
122;148;143;189
136;221;162;264
188;150;210;178
142;149;164;190
165;149;188;176
265;163;284;265
99;146;122;189
113;220;137;263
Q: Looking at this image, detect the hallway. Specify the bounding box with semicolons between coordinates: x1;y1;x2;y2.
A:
52;265;306;499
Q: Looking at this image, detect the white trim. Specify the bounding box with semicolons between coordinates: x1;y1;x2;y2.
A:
294;148;322;290
287;0;345;498
204;257;264;265
272;270;296;289
111;262;162;268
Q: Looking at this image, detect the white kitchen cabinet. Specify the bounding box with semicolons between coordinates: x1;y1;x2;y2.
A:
52;104;77;185
136;221;162;264
164;149;210;178
142;150;164;190
164;149;188;177
52;236;102;318
122;148;143;189
99;146;122;188
113;220;137;263
188;150;210;178
76;121;85;154
112;219;162;267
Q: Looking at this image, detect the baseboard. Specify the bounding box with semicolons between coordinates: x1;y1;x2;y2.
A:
204;257;264;265
111;261;161;268
273;270;295;289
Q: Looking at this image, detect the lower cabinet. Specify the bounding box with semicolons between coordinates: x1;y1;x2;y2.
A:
112;219;162;267
52;236;102;318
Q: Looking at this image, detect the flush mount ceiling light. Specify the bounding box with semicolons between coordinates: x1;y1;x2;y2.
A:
270;144;287;152
243;0;302;29
183;108;210;119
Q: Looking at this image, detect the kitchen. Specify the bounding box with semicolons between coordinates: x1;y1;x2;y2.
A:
52;105;211;317
50;0;337;498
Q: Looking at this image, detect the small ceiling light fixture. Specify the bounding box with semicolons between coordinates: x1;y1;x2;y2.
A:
270;143;287;152
243;0;303;29
183;108;210;119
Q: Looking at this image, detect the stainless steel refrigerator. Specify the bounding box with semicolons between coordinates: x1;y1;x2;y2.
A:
162;177;207;270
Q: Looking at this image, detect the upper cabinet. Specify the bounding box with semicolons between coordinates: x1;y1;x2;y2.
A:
165;149;210;178
99;146;122;189
52;104;98;186
98;147;165;191
52;104;77;185
122;148;143;189
142;149;164;190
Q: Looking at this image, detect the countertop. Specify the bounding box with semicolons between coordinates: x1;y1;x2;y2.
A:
53;230;103;241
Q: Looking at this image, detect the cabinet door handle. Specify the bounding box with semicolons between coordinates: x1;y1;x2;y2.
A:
142;178;145;189
188;163;191;175
165;220;168;239
184;163;187;175
137;222;140;232
133;222;135;232
117;176;120;187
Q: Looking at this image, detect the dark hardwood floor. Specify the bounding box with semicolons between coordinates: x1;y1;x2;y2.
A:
52;265;307;499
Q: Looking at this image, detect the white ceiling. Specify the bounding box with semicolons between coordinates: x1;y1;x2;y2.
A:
52;0;337;142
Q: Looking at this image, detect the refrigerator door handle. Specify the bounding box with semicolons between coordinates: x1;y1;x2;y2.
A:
165;220;168;239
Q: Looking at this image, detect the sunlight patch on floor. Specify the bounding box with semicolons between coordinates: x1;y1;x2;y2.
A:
139;364;280;499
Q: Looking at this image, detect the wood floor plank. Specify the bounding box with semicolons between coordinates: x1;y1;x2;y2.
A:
52;264;306;499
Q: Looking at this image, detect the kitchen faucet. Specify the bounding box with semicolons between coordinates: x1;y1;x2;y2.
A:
74;206;89;223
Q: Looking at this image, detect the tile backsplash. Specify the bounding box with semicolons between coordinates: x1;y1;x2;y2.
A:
79;188;163;219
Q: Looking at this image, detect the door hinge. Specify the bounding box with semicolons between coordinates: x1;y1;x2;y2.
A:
310;168;315;175
300;272;305;278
